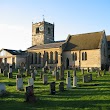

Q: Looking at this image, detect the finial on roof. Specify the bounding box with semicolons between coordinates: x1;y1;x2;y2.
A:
43;15;45;21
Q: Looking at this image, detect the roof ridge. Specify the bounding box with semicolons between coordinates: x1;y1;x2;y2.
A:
70;30;104;37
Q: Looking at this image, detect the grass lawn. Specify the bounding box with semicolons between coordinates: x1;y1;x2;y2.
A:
0;69;110;110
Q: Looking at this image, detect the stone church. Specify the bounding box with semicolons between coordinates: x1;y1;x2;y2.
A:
0;20;109;70
27;20;108;70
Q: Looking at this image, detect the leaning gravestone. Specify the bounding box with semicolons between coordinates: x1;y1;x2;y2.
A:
50;82;56;95
0;83;6;95
28;78;34;86
25;85;36;102
16;78;23;90
59;82;64;92
43;74;48;85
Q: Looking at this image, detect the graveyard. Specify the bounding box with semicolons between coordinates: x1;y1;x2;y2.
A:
0;67;110;110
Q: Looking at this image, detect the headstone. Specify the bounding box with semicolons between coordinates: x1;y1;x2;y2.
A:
59;82;64;92
52;71;56;77
59;66;64;80
0;83;6;95
43;74;48;85
87;67;89;73
103;69;106;75
42;67;46;73
81;69;84;75
73;69;76;77
73;76;77;87
28;78;34;86
9;65;12;73
50;82;56;95
55;72;59;81
16;74;22;79
67;71;70;77
25;85;36;102
66;77;71;89
31;73;35;80
40;72;43;79
83;74;92;83
34;68;37;76
3;70;7;77
97;70;101;77
26;69;30;76
16;78;23;90
8;72;12;78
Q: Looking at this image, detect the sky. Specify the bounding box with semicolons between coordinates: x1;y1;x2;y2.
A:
0;0;110;50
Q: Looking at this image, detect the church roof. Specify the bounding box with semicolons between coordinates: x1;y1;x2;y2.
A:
28;41;65;50
0;49;26;55
64;31;104;51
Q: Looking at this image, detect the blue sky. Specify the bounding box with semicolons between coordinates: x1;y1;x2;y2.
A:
0;0;110;50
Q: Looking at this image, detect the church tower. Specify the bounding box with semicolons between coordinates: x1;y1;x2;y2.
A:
32;21;54;46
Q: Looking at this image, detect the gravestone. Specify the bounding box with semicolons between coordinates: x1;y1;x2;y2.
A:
59;82;64;92
83;74;92;83
103;69;106;75
55;72;59;81
16;74;22;79
81;69;84;75
73;76;77;87
52;71;56;77
73;69;76;77
43;74;48;85
31;73;35;80
67;71;70;77
8;72;12;78
42;67;46;73
66;77;71;89
97;70;101;77
0;83;6;95
25;85;36;102
59;66;64;80
40;72;43;79
28;78;34;86
87;67;89;73
50;82;56;95
26;69;30;76
9;65;12;73
16;78;23;90
3;70;7;77
34;68;37;76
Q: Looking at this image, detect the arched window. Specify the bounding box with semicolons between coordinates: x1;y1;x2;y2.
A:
82;52;84;60
38;53;41;64
36;28;39;33
85;52;87;60
72;53;75;61
55;51;58;63
75;53;77;61
50;51;53;64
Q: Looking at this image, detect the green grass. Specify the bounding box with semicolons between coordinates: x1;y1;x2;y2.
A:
0;69;110;110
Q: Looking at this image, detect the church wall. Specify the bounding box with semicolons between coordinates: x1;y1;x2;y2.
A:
63;49;101;69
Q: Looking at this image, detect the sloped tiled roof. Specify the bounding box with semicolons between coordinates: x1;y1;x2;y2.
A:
28;41;65;50
1;49;26;55
64;31;104;51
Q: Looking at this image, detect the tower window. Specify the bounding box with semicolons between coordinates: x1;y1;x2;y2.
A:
48;28;51;34
36;28;39;33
